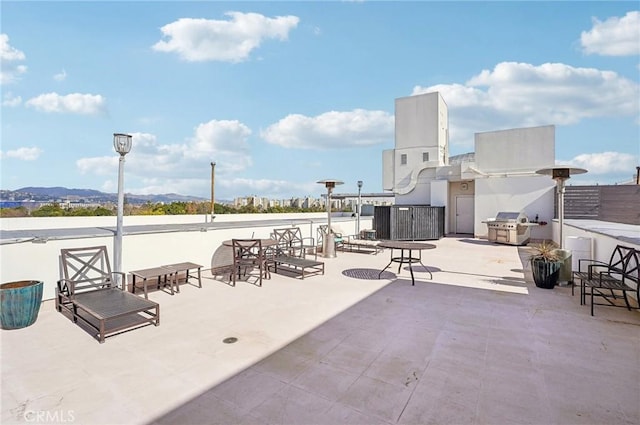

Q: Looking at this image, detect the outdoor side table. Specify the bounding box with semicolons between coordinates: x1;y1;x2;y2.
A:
130;266;176;299
378;240;436;286
163;262;203;292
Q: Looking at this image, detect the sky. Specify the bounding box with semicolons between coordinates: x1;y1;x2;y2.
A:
1;1;639;201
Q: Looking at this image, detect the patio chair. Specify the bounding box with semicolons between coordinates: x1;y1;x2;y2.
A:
272;227;317;259
317;224;345;251
56;246;159;343
232;239;270;286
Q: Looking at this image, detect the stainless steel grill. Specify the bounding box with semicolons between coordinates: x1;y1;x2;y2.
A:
485;211;532;246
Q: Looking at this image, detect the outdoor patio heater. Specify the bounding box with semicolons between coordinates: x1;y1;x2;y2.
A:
317;179;343;258
535;166;587;249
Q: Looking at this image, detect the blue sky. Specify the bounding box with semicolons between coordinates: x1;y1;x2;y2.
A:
1;1;639;200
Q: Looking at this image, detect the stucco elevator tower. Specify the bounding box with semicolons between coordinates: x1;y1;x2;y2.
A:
383;91;449;204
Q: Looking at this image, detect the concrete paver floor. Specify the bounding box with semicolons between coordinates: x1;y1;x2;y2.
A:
2;237;639;425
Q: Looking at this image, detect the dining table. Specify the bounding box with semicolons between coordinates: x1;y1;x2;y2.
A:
378;240;436;286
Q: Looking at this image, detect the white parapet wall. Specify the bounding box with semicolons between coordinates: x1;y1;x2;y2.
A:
0;212;331;231
474;176;555;239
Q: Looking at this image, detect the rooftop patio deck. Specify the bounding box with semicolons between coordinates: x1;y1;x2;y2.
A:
1;237;639;425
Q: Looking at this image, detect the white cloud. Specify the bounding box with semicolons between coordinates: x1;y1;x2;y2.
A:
563;151;638;174
185;120;254;173
581;11;640;56
25;92;107;115
76;156;117;176
53;69;67;82
77;121;254;184
2;92;22;107
0;34;27;84
0;147;43;161
261;109;394;149
413;61;640;147
152;12;299;62
129;177;208;196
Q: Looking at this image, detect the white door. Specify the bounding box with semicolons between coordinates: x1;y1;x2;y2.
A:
455;195;474;234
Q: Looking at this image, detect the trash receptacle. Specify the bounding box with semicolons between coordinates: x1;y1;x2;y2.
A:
566;236;592;273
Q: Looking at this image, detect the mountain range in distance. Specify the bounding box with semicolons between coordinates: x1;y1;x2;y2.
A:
1;187;210;205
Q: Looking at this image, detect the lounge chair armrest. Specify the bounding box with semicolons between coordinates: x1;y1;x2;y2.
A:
111;271;126;290
57;278;75;297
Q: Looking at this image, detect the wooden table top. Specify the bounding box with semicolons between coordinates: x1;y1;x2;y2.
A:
129;266;173;279
378;241;436;250
222;238;278;247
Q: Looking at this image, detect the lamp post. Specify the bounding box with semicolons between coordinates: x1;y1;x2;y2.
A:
210;162;216;221
535;166;587;249
113;133;132;288
317;179;344;258
357;180;363;236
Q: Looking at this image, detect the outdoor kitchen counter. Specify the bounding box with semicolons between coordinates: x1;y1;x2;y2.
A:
483;211;537;246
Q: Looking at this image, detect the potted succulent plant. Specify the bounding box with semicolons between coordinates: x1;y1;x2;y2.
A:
529;241;563;289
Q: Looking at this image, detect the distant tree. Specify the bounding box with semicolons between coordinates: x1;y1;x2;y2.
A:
213;203;233;214
163;202;187;215
16;199;326;217
0;206;28;217
185;202;199;215
237;205;259;214
94;206;113;216
131;202;164;215
67;207;91;216
31;203;65;217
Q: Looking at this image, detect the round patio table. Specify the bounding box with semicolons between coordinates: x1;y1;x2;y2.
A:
378;240;436;286
222;238;277;248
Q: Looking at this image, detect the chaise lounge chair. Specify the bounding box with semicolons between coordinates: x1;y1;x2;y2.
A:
56;245;159;343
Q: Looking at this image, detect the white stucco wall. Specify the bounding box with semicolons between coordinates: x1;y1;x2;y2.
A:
395;168;436;205
395;92;444;150
474;176;555;239
475;125;555;173
430;180;449;232
382;149;394;191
